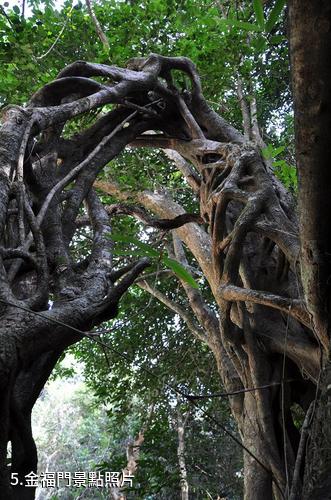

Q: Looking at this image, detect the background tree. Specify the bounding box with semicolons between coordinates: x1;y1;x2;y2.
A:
75;288;243;498
33;376;111;500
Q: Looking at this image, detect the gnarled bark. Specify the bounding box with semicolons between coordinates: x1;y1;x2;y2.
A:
92;55;320;498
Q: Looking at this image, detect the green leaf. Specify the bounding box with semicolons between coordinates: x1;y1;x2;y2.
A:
253;0;265;29
171;171;182;180
272;146;285;157
255;35;266;52
108;234;160;258
270;34;285;45
111;249;147;257
265;0;286;32
217;18;262;32
261;145;273;160
262;144;285;160
12;5;20;14
163;257;199;289
272;160;286;167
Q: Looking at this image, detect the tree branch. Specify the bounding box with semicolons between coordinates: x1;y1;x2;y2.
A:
219;285;310;328
85;0;110;50
138;279;208;342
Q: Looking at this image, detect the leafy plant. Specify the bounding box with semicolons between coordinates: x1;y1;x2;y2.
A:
109;233;199;289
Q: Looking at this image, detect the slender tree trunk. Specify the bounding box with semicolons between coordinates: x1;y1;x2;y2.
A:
85;0;110;50
250;96;265;150
176;406;189;500
109;405;154;500
236;78;251;140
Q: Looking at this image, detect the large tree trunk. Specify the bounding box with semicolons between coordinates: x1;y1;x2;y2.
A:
288;1;331;497
0;70;154;497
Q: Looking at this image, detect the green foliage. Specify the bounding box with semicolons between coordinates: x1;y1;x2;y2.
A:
33;376;111;499
253;0;265;29
266;0;286;32
217;18;262;32
162;256;198;289
262;143;297;190
273;159;297;190
252;0;286;33
262;144;285;160
110;233;199;288
70;289;243;498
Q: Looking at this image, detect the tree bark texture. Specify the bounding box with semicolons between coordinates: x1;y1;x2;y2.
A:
288;1;331;497
289;0;331;345
0;47;327;499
